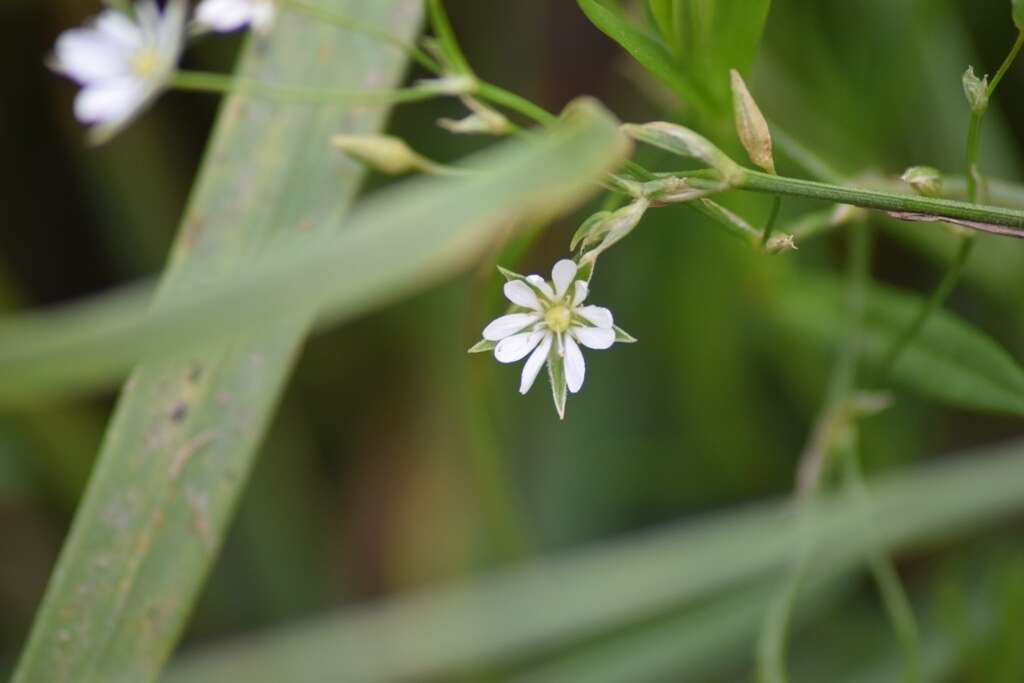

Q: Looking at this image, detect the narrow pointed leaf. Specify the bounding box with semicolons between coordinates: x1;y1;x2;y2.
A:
0;101;627;404
12;4;425;683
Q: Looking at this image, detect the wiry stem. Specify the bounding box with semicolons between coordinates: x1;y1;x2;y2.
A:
876;29;1024;377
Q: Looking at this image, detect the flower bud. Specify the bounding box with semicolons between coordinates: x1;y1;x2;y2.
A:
901;166;943;198
730;69;776;174
576;198;649;263
1014;0;1024;30
330;134;431;175
963;66;989;113
621;122;744;185
439;97;511;135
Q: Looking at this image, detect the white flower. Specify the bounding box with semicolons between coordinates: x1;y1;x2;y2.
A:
471;259;635;419
50;0;186;144
194;0;276;34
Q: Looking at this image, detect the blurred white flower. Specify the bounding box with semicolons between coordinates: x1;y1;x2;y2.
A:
471;259;634;419
50;0;186;143
194;0;276;34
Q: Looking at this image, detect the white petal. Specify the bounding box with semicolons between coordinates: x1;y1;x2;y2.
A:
158;0;188;58
250;2;277;32
53;30;131;83
482;313;539;342
572;325;615;350
503;280;541;311
195;0;254;32
74;78;145;124
526;275;555;301
578;305;614;329
133;0;162;37
572;280;589;307
94;10;143;50
519;333;552;394
551;259;578;299
563;336;586;394
495;331;543;364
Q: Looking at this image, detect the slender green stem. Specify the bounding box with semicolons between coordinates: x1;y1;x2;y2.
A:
475;83;556;126
876;238;975;382
713;170;1024;234
427;0;474;75
988;29;1024;95
965;112;984;202
761;196;783;247
168;70;448;106
873;30;1023;376
279;0;441;74
841;443;922;683
757;222;872;683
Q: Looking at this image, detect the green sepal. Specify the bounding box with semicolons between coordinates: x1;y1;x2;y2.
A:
497;265;528;282
468;339;497;354
571;211;613;251
1014;0;1024;30
547;348;568;420
614;325;638;343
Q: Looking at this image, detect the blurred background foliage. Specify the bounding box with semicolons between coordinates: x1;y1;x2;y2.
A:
3;0;1024;680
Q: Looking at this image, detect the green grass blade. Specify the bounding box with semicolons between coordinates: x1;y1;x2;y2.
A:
773;272;1024;416
0;101;627;406
10;2;424;680
577;0;711;117
164;439;1024;682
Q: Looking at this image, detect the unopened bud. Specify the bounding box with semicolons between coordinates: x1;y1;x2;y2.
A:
415;74;476;97
576;198;649;263
963;66;989;113
621;122;744;185
439;97;511;135
1014;0;1024;30
765;233;798;254
901;166;943;198
640;176;723;205
730;69;776;174
331;134;432;175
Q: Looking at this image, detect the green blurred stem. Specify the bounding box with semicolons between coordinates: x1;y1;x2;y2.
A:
427;0;474;75
168;70;448;105
760;196;782;247
841;444;922;683
279;0;441;73
758;222;872;683
875;238;974;382
475;83;556;126
872;30;1023;378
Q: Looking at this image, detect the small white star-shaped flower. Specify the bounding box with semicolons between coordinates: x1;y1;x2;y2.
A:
471;259;635;419
194;0;276;34
50;0;186;144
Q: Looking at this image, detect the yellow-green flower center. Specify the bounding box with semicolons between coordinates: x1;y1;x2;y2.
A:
130;49;161;78
544;305;572;333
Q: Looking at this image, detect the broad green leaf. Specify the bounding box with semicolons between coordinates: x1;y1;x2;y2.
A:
577;0;711;118
0;101;627;406
773;273;1024;416
165;439;1024;683
674;0;772;109
10;3;425;682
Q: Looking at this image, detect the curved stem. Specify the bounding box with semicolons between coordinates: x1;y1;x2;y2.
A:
874;29;1024;376
876;237;974;382
758;222;872;683
474;82;556;126
168;70;448;106
279;0;441;74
